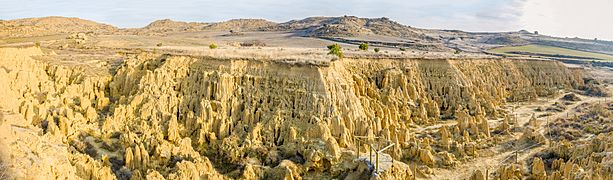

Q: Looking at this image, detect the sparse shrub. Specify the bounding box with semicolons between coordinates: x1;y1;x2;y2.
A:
399;47;406;51
240;40;266;47
359;43;368;51
327;44;343;59
584;126;599;134
209;43;218;49
35;42;41;47
374;48;380;53
454;49;462;54
156;43;163;47
587;104;611;118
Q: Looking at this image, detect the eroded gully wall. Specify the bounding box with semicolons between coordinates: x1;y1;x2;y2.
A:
0;47;585;179
103;52;584;177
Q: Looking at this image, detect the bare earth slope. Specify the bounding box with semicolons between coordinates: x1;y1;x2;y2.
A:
0;16;612;180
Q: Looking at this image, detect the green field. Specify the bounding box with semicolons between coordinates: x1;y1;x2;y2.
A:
490;44;613;61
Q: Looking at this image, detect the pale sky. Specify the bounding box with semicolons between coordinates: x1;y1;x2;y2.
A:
1;0;612;40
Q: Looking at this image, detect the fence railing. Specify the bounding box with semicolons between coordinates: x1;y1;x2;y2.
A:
354;135;395;173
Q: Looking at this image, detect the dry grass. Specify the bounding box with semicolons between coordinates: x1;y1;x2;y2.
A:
150;46;497;66
153;46;336;66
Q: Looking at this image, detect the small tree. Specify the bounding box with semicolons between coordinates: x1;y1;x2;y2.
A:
359;43;368;51
209;43;218;49
374;48;380;53
327;44;343;59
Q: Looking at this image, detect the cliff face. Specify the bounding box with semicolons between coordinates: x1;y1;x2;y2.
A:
0;47;586;179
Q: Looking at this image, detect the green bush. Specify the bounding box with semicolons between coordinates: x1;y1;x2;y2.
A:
35;42;41;48
359;43;368;51
374;48;380;53
399;47;406;51
156;43;163;47
327;44;343;58
209;43;218;49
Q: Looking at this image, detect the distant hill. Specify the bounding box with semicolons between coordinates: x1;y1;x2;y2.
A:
268;16;433;40
206;19;277;31
123;19;209;35
3;16;613;55
133;16;431;40
126;18;277;35
260;16;444;51
482;34;529;45
143;19;209;31
0;16;118;38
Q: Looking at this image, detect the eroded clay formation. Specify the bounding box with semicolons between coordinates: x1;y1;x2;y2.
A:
0;46;601;179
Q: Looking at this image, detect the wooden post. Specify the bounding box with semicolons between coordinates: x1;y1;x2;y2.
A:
357;138;360;159
515;151;518;164
413;164;417;180
546;118;550;146
369;145;372;163
375;150;379;173
546;118;549;134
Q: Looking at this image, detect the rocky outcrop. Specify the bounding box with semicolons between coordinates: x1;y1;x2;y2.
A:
0;47;587;179
531;157;546;179
494;164;523;179
0;47;111;179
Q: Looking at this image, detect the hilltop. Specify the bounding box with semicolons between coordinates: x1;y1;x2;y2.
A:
0;16;118;37
2;16;613;60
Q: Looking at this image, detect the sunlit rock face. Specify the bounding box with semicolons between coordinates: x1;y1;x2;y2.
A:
0;47;589;179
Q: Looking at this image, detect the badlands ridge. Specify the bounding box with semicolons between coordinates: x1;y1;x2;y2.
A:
0;16;611;180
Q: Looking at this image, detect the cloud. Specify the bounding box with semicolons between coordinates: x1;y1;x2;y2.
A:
518;0;613;40
376;0;527;32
